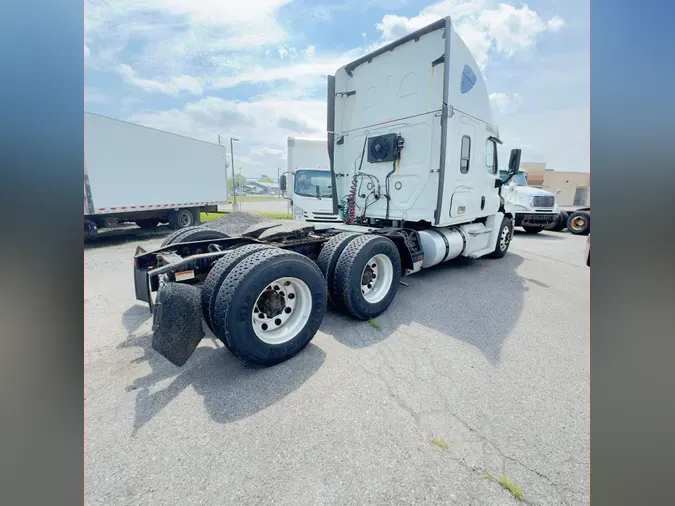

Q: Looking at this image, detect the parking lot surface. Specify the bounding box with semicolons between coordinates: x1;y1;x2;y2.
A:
85;228;589;505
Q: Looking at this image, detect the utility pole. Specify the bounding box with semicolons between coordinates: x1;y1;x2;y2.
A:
230;137;239;211
218;135;228;207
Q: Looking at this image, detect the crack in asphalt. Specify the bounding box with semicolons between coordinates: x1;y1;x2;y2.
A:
357;328;587;505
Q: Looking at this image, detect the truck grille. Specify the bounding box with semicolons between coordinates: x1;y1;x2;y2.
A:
532;196;554;208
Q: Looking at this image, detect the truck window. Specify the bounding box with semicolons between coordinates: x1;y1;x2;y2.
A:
294;170;333;198
460;136;471;174
486;139;497;174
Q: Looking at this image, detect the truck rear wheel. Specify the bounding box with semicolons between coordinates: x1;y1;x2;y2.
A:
332;235;401;320
168;208;198;230
212;248;327;366
201;244;274;335
567;211;590;235
488;216;513;258
316;232;361;309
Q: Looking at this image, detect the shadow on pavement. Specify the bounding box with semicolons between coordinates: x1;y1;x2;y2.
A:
120;317;325;434
319;252;528;366
513;229;565;240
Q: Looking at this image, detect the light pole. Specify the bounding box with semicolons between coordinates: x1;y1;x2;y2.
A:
230;137;239;211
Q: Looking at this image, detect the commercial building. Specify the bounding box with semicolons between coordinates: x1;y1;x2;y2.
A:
518;161;590;207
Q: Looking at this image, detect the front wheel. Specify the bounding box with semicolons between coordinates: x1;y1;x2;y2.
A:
488;216;513;258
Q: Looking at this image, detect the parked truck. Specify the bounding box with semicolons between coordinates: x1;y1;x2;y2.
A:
133;17;522;368
84;112;228;238
280;137;340;222
498;169;560;233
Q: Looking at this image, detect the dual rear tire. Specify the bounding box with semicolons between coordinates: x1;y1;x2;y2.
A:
318;234;401;320
202;246;327;366
200;233;402;366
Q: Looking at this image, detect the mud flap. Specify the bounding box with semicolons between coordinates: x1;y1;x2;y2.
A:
151;283;205;366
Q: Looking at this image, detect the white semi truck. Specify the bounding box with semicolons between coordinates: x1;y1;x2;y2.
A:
498;169;560;233
133;17;521;368
84;112;228;238
281;137;340;222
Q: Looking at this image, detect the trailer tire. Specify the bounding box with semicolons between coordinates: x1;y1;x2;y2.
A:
202;244;274;336
332;235;401;320
522;226;544;234
135;218;160;229
488;216;513;259
168;208;197;229
212;248;327;366
316;232;361;309
567;211;590;235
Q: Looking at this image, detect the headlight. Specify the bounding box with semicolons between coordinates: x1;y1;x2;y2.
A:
514;204;529;211
293;206;304;220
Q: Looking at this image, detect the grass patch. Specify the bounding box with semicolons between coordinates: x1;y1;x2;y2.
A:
431;438;448;449
258;212;291;220
200;211;291;222
367;319;381;329
486;473;524;501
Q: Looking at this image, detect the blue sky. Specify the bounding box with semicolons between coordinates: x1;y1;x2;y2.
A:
85;0;589;179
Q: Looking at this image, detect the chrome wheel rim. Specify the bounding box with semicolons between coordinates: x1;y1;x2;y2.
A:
571;216;586;231
252;277;312;344
499;224;511;251
360;254;393;304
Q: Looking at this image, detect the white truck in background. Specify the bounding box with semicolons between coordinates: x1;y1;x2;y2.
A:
280;137;340;222
84;112;228;239
498;169;560;233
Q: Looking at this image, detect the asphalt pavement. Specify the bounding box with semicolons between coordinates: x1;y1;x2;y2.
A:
85;227;589;505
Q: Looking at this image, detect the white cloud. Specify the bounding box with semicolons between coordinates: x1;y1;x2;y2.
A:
373;1;564;68
547;15;565;33
117;64;203;95
497;107;589;170
84;45;90;58
126;92;327;173
489;91;522;114
304;45;316;56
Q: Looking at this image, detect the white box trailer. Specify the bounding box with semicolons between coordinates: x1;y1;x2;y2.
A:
84;112;228;237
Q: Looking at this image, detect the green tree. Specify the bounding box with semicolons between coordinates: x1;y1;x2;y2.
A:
228;174;247;189
259;175;275;183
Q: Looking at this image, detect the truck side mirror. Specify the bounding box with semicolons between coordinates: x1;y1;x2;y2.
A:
507;148;522;175
279;174;287;191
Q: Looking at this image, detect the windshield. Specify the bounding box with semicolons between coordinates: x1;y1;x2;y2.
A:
499;170;528;186
293;169;332;198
